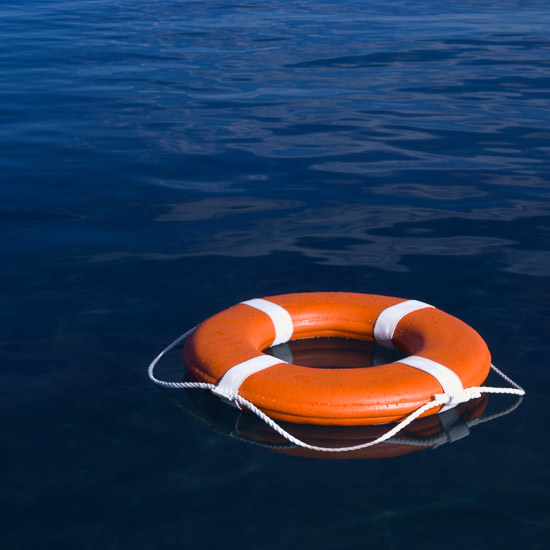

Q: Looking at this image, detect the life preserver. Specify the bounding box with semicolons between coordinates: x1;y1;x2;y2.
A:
183;292;491;426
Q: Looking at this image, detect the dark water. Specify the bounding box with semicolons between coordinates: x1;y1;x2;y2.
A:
3;1;550;548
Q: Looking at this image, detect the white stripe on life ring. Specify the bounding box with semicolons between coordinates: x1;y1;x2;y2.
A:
212;354;286;403
241;298;294;346
373;299;433;348
398;355;467;410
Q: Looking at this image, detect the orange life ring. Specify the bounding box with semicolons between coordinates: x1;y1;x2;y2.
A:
183;292;491;426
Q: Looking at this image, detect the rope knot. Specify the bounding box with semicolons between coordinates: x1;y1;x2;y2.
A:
435;387;482;408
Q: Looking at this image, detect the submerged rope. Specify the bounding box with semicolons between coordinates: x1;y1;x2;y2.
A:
148;329;525;453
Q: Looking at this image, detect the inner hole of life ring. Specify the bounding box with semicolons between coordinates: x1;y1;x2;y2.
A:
264;338;407;369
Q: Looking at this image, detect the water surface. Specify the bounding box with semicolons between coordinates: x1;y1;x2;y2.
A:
2;1;549;548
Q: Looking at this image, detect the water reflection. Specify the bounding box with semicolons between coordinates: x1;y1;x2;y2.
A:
80;195;550;275
156;197;301;221
173;389;490;460
148;199;547;272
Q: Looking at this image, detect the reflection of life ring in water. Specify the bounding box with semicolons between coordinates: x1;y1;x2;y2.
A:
184;292;492;425
180;389;489;460
173;336;494;459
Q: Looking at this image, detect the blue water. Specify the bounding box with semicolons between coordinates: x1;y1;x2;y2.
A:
3;1;550;548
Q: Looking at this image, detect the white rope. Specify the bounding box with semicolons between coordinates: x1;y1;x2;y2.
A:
147;326;216;392
148;329;526;453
